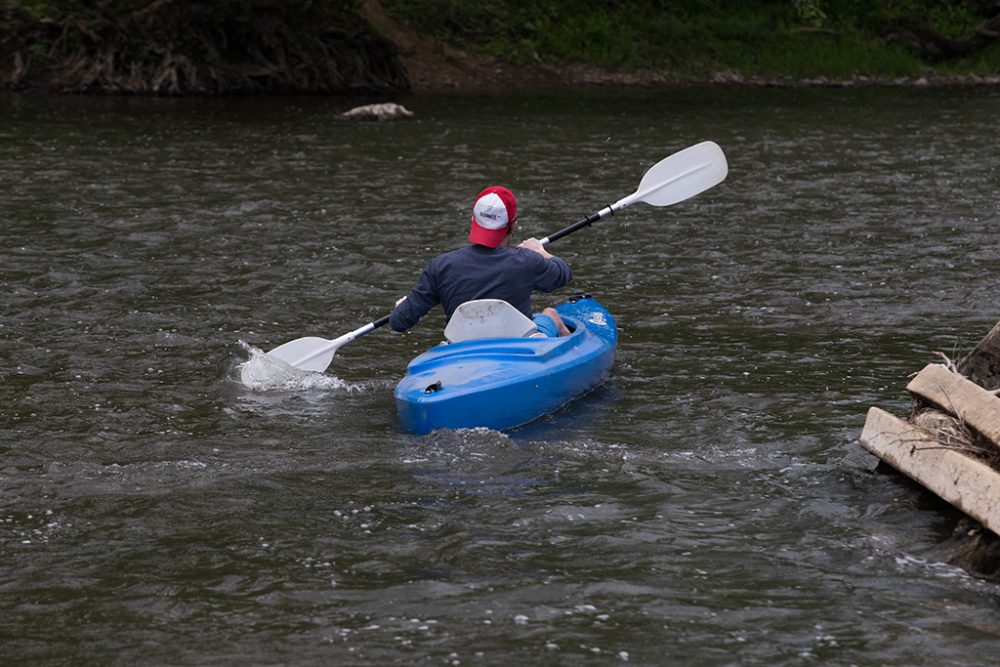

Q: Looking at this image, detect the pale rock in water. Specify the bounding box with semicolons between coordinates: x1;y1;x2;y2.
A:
338;103;414;121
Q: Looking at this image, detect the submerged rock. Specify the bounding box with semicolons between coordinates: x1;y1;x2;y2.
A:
338;103;415;121
939;517;1000;580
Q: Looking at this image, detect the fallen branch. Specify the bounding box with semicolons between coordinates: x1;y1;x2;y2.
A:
884;13;1000;60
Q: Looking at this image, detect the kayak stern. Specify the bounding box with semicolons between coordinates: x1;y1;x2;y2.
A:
395;296;617;434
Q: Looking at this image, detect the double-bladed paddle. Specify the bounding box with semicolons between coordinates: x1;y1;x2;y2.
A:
253;140;728;374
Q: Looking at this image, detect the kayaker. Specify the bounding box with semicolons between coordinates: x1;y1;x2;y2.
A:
390;185;572;337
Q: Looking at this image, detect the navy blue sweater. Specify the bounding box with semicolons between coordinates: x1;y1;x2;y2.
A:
389;244;572;332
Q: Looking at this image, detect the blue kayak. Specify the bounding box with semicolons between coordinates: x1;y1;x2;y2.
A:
395;295;618;434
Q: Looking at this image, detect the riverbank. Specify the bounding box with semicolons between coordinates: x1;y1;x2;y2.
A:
3;0;1000;95
0;1;409;95
397;57;1000;95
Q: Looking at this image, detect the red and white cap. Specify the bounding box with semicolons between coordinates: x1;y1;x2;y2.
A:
469;186;517;248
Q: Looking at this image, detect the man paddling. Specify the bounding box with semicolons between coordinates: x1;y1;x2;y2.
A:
389;186;572;337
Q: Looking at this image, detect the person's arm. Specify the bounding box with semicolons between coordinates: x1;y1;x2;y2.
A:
389;267;439;332
518;238;572;291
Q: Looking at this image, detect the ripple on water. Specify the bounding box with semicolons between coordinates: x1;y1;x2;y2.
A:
5;89;1000;666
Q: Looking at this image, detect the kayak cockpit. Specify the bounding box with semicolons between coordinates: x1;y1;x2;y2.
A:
443;299;542;343
406;318;586;375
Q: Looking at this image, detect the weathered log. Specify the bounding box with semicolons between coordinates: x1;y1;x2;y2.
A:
907;363;1000;449
958;319;1000;389
860;406;1000;535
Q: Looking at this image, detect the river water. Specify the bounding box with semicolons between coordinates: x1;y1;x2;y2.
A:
2;86;999;665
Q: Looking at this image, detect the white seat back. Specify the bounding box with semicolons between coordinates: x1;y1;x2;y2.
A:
444;299;538;343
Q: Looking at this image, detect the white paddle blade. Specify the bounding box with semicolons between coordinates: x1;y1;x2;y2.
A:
267;336;337;372
633;140;728;207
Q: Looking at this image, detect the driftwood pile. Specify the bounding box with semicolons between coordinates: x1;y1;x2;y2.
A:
860;319;1000;579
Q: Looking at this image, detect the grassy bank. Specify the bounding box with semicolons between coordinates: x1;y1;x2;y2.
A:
382;0;1000;81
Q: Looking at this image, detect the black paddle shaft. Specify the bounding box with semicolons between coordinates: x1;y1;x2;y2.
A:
543;209;607;245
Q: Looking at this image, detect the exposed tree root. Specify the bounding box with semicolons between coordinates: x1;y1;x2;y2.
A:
1;1;409;95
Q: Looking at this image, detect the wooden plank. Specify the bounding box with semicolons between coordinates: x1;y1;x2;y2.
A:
906;363;1000;447
860;406;1000;535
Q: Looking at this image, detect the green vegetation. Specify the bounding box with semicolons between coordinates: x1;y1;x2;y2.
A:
382;0;1000;79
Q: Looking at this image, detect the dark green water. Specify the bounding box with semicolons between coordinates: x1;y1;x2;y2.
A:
2;87;999;665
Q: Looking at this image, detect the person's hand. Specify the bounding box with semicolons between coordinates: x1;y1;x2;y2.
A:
517;237;553;259
395;295;407;307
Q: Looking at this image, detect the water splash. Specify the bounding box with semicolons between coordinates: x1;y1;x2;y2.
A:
236;341;364;392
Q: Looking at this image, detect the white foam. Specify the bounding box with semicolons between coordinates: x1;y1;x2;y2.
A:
236;340;361;392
